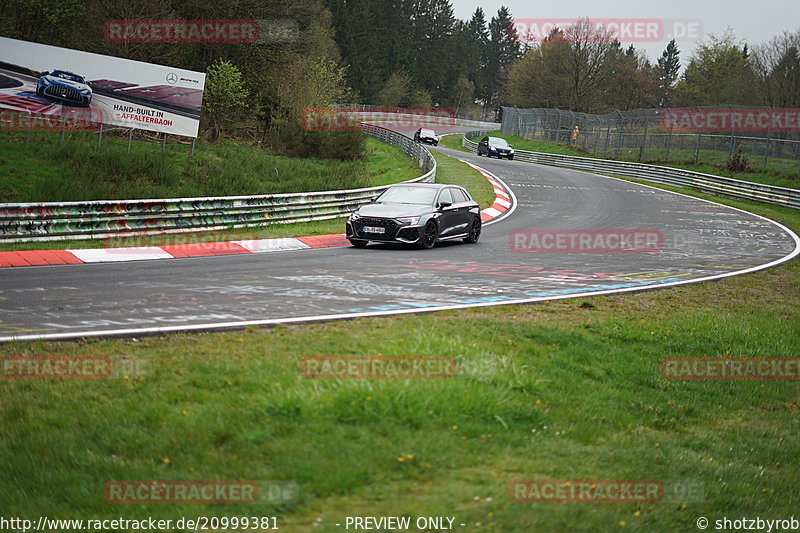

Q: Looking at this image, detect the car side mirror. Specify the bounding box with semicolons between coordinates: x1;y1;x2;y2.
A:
439;201;452;209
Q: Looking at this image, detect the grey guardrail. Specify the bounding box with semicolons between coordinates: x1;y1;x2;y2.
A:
462;131;800;209
0;124;436;243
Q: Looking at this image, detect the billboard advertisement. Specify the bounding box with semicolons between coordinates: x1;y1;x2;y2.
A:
0;36;205;137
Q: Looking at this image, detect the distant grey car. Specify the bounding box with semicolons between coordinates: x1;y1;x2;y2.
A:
413;128;439;146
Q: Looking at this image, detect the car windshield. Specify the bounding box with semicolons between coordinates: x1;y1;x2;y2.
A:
488;137;509;147
52;71;84;83
376;186;437;205
420;129;436;136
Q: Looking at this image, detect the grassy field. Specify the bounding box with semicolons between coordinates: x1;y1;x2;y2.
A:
0;132;420;203
0;173;798;531
443;132;800;189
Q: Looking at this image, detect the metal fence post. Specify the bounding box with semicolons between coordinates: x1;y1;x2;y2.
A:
127;128;133;153
639;121;648;161
26;113;32;145
60;116;65;144
694;133;701;164
161;133;167;152
97;123;103;147
191;138;196;155
665;127;672;162
763;130;771;169
594;124;602;154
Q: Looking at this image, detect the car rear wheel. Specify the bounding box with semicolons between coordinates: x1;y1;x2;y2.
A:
349;239;368;248
418;221;437;249
463;218;481;243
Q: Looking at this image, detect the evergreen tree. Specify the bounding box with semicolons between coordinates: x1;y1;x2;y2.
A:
482;6;522;113
656;39;681;107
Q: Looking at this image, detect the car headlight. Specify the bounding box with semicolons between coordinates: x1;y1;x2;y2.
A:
396;216;420;225
81;89;90;94
42;79;50;85
349;212;361;222
509;149;515;154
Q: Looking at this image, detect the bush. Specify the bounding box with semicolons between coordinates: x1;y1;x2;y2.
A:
725;149;754;173
266;118;366;161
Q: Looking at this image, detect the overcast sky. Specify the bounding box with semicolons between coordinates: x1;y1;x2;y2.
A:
451;0;800;67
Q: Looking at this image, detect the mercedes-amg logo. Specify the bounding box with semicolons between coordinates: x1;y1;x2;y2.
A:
166;73;178;84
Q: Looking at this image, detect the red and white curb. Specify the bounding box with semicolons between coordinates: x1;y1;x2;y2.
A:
462;161;516;225
0;234;351;268
0;163;515;268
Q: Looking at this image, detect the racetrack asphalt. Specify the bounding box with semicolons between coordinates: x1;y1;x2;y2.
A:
0;129;797;342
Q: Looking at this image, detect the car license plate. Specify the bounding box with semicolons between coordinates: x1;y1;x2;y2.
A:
362;226;385;234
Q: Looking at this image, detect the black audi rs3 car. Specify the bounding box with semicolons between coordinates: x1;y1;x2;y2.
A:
346;183;481;249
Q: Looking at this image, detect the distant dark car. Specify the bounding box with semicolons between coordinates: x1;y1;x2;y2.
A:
477;136;514;159
346;183;481;249
413;128;439;146
36;70;92;107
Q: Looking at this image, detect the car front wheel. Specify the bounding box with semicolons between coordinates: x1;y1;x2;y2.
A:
463;218;481;243
418;221;437;249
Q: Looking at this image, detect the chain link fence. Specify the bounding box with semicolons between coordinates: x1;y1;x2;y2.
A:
501;106;800;174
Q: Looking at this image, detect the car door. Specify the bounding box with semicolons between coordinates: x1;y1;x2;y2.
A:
435;187;458;238
449;188;473;233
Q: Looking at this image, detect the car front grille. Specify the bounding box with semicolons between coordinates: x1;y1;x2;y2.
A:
45;86;82;103
354;217;400;239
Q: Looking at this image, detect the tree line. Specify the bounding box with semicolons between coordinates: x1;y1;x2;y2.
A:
1;1;798;150
507;23;800;115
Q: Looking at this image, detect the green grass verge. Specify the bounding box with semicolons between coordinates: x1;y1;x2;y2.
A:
0;141;492;252
430;151;495;209
0;132;419;203
0;183;798;531
454;131;799;189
